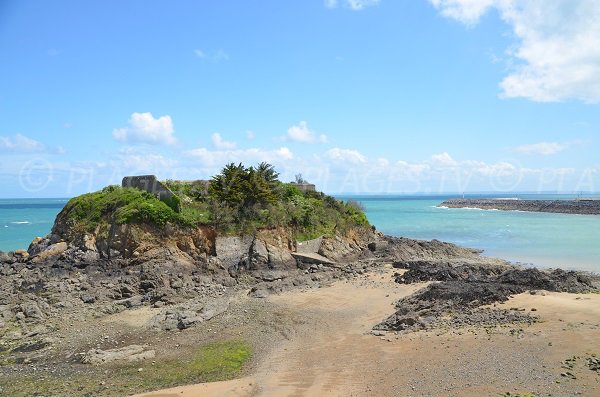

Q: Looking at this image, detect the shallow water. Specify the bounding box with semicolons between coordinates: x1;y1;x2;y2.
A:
340;194;600;273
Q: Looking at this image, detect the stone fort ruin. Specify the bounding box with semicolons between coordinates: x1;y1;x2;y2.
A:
122;175;174;201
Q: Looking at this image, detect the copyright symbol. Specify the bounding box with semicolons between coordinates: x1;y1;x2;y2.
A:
19;158;53;193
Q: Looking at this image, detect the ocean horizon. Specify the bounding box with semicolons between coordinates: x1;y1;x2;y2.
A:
1;194;599;274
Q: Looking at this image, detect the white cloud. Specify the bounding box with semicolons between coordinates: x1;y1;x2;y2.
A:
112;147;179;173
0;133;45;152
326;0;380;10
429;0;495;25
514;141;573;156
326;147;368;164
185;146;294;167
211;133;237;150
194;49;229;62
246;130;256;140
431;151;457;166
113;112;176;145
285;121;328;144
430;0;600;103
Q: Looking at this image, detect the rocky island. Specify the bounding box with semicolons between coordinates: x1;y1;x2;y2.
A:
1;164;599;397
439;198;600;215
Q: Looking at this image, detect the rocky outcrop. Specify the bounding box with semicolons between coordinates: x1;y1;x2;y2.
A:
148;298;230;331
375;261;600;332
439;198;600;215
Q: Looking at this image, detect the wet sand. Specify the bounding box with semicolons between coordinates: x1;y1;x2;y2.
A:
134;265;600;397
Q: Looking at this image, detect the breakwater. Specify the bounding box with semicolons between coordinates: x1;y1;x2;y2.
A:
439;198;600;215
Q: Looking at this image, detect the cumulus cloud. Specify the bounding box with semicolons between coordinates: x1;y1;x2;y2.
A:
430;0;600;103
113;112;176;145
0;133;45;152
326;147;368;164
514;141;576;156
326;0;380;10
285;121;328;144
211;133;237;150
185;146;294;167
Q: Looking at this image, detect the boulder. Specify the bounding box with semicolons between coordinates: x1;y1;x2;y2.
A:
27;237;48;256
29;242;68;263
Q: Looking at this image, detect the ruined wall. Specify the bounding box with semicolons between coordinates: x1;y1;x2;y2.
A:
122;175;174;201
290;183;316;192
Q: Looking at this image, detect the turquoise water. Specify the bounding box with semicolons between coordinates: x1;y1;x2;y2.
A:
340;194;600;273
1;195;599;273
0;199;68;252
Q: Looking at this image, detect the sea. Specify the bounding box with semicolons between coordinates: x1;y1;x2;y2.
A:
0;198;69;253
339;194;600;274
1;195;599;273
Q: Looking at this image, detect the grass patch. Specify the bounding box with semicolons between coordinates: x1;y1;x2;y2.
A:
0;340;252;397
120;340;252;389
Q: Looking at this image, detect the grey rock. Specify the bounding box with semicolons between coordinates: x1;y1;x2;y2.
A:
115;295;143;308
20;301;45;319
0;251;13;263
148;298;228;331
80;294;96;304
266;243;296;269
82;345;155;365
216;236;253;269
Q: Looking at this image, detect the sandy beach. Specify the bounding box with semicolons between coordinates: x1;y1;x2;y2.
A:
134;265;600;397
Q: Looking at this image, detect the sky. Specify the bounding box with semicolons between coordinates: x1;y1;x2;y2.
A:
1;0;600;197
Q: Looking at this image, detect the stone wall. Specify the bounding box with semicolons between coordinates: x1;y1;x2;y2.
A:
122;175;174;201
290;183;316;192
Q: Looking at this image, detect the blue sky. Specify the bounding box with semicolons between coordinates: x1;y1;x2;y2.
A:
1;0;599;197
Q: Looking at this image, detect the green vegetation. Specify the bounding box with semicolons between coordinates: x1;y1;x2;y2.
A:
62;185;184;232
0;340;251;397
62;162;369;238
